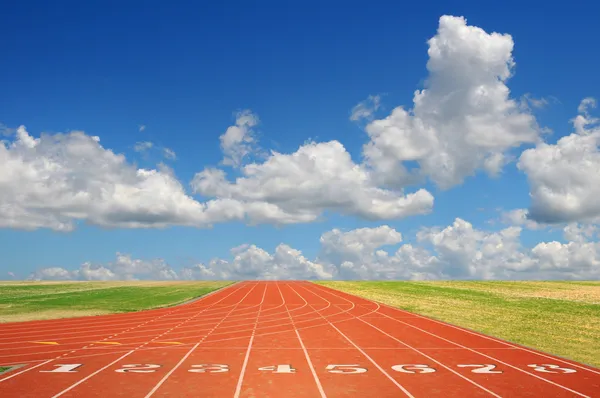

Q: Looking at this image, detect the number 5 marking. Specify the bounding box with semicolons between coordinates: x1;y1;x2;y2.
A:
326;364;367;374
527;364;576;374
457;364;502;374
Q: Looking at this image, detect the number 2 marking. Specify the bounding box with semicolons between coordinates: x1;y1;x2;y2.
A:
457;364;502;374
527;364;576;374
115;364;161;373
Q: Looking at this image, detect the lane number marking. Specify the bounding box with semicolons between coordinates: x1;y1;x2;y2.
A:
391;364;436;374
326;364;367;374
259;365;296;373
116;364;161;373
40;364;83;373
527;364;576;374
188;364;229;373
457;364;503;374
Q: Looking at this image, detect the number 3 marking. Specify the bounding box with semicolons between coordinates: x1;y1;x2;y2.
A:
527;364;576;374
457;364;502;374
326;364;367;374
188;364;229;373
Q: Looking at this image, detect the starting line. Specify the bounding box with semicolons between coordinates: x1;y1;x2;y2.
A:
27;362;578;375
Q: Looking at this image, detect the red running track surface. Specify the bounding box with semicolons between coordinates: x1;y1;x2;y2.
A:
0;281;598;397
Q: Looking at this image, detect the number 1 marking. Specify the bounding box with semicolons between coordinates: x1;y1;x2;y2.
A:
40;364;83;373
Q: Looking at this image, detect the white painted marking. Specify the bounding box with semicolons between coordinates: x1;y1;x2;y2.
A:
368;292;600;376
146;283;260;397
52;284;251;397
188;364;229;373
234;284;268;398
311;284;591;398
392;364;436;374
115;364;161;373
325;364;367;374
457;364;503;374
276;282;327;398
304;284;502;398
258;364;296;373
40;364;83;373
288;285;415;398
528;364;577;374
51;351;135;398
0;360;54;382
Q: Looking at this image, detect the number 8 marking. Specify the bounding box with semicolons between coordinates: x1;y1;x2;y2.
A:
527;364;576;374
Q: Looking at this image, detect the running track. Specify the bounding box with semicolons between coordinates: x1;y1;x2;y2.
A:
0;281;598;397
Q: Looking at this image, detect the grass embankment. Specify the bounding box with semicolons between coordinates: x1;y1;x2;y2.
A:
317;281;600;368
0;281;232;323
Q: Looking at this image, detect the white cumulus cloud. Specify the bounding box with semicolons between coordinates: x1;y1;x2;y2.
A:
192;140;434;223
362;15;542;189
518;98;600;223
350;95;382;122
220;110;260;167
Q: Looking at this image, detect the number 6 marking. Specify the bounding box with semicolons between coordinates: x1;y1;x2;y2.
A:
457;364;502;374
527;364;576;374
326;364;367;374
391;364;436;374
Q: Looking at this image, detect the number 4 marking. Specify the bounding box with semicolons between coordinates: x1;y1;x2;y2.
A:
258;365;296;373
326;364;367;374
457;364;502;374
527;364;576;374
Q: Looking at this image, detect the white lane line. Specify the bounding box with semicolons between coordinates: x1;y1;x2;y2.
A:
303;283;500;397
287;284;414;398
314;283;600;376
311;283;592;398
49;284;254;397
50;351;135;398
0;359;54;382
380;300;600;375
0;283;248;383
0;282;241;339
276;282;326;398
144;284;258;397
234;284;268;398
381;310;591;398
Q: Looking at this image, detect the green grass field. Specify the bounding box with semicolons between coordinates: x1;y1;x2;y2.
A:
0;281;232;323
317;281;600;368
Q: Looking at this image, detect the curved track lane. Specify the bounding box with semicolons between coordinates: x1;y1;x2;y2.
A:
0;281;598;397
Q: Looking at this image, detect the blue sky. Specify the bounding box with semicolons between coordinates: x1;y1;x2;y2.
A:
2;1;600;280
